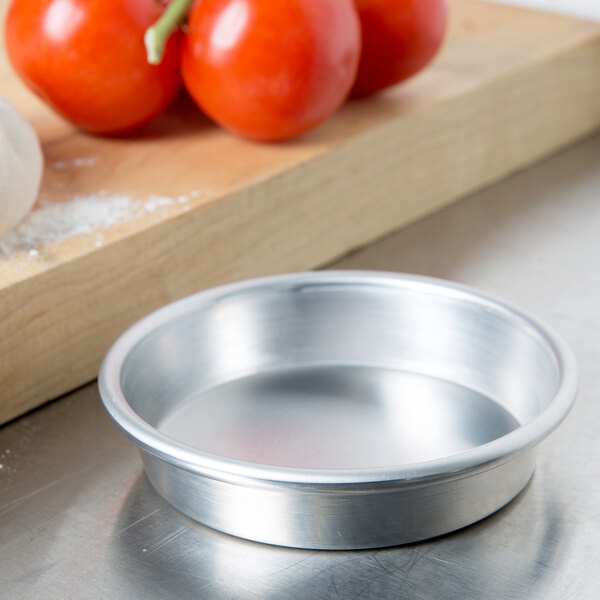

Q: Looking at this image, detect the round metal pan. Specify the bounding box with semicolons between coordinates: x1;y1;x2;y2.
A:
99;271;577;549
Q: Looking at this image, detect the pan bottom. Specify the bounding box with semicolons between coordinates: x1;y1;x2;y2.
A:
158;365;519;469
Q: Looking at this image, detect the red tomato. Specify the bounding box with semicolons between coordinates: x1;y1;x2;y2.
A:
181;0;361;142
352;0;448;97
4;0;182;134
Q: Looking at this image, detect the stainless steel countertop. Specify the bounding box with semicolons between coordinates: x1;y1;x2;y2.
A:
2;134;600;599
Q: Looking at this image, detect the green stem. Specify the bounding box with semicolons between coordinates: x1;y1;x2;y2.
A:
145;0;193;65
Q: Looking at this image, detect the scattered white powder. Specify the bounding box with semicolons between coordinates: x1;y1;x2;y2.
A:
144;196;176;213
0;190;201;259
52;156;99;170
0;194;133;256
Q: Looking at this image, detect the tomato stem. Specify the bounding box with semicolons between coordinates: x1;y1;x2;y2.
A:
145;0;193;64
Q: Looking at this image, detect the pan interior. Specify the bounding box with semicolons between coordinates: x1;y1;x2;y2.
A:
158;365;519;469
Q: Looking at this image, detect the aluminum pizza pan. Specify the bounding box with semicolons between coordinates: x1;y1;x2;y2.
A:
99;271;577;549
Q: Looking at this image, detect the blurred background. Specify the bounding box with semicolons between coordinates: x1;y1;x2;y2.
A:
492;0;599;21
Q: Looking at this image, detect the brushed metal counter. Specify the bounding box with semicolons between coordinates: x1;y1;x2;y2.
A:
2;133;600;599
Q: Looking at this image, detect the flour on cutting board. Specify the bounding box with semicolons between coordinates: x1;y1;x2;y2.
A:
52;156;99;170
0;189;205;259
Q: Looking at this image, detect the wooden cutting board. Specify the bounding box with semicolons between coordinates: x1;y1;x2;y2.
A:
1;0;600;424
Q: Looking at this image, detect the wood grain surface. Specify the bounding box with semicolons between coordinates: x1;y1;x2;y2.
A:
1;0;600;424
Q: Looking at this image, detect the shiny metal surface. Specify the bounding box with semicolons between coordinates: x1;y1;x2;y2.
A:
99;271;575;549
3;132;600;595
